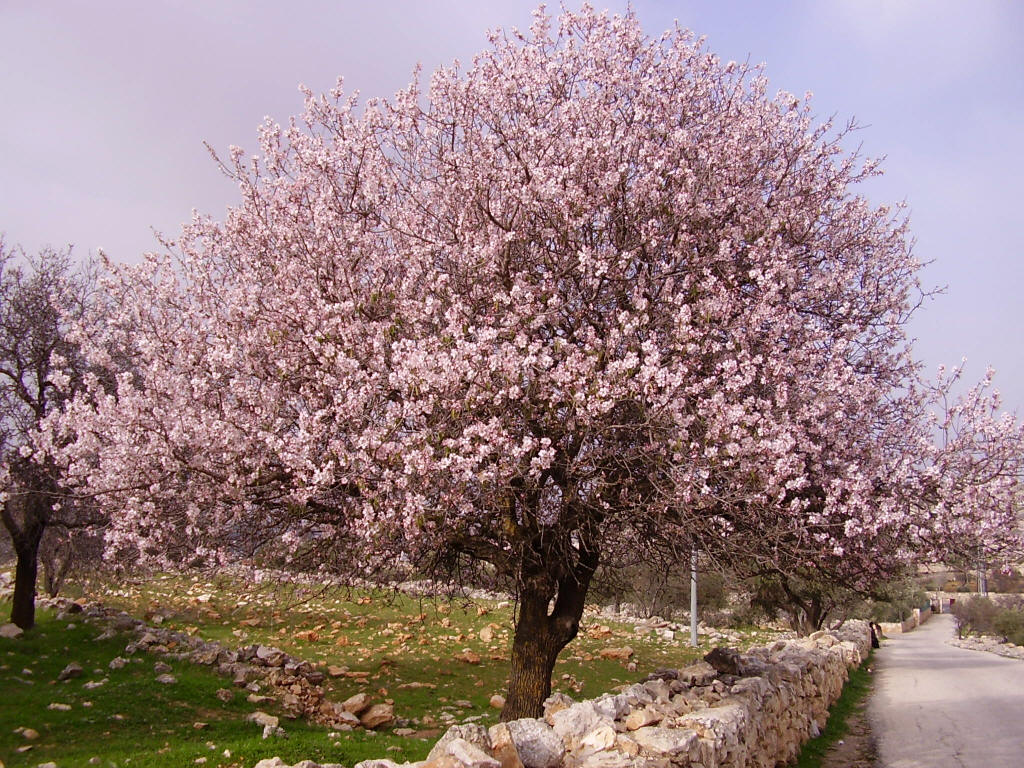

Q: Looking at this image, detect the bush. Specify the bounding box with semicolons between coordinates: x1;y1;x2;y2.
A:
993;609;1024;645
951;596;999;637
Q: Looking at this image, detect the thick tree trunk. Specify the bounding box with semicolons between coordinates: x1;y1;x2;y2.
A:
503;584;573;720
502;541;600;721
11;528;42;630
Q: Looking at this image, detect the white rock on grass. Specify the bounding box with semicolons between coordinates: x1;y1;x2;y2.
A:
248;711;280;729
0;623;24;639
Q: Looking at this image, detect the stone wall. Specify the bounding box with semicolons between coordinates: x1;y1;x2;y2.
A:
257;621;871;768
879;606;930;635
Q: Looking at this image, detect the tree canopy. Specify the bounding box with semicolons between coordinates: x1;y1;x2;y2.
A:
41;6;1023;716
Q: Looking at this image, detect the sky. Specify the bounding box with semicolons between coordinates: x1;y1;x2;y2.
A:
1;0;1022;414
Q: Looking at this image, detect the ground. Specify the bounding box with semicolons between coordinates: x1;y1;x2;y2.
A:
819;702;877;768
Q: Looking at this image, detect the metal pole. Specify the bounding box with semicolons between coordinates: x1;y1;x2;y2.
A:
690;546;698;647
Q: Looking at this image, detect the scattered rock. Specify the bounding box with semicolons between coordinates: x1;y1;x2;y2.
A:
108;656;127;670
155;673;177;684
360;703;395;729
454;650;482;664
598;646;633;661
490;694;506;710
154;661;173;674
248;711;280;729
21;727;40;740
58;662;83;681
48;703;72;711
0;623;24;639
341;692;372;714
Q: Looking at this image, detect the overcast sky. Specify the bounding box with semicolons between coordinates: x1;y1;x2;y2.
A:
2;1;1021;414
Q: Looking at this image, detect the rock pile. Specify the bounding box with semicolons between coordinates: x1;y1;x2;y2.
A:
40;596;394;731
252;621;870;768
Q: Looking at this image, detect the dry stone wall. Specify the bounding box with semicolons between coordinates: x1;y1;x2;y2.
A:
257;621;871;768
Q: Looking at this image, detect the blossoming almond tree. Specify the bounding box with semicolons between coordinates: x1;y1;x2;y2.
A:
43;7;1022;717
0;242;102;629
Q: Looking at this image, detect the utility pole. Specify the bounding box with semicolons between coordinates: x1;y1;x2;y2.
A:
690;546;698;647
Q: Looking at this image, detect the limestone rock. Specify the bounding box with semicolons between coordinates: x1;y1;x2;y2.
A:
0;623;24;639
429;724;492;761
542;692;574;722
433;738;501;768
579;723;616;752
255;645;286;667
155;673;177;684
58;662;83;681
108;656;127;670
598;646;633;661
551;701;611;747
353;760;405;768
677;661;717;687
624;707;661;731
488;722;526;768
342;692;372;714
489;694;506;710
248;711;280;728
360;703;395;729
500;718;565;768
631;726;699;757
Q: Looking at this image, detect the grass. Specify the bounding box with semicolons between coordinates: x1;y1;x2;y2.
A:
2;570;783;767
791;651;875;768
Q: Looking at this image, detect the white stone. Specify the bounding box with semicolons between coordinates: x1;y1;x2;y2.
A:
248;711;280;728
631;726;699;757
0;623;24;639
500;719;565;768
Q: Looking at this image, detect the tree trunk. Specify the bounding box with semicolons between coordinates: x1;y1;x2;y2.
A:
502;542;600;720
11;527;42;629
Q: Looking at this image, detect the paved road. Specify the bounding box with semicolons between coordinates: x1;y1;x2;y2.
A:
869;613;1024;767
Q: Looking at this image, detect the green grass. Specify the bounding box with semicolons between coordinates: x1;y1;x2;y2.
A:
0;608;431;768
791;652;875;768
3;570;784;767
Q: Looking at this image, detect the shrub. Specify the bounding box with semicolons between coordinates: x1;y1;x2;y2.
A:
951;596;999;637
993;609;1024;644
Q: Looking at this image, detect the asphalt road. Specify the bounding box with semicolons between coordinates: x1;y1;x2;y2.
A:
869;612;1024;767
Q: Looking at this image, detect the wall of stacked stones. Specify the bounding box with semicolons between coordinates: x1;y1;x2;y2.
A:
879;606;930;635
323;621;872;768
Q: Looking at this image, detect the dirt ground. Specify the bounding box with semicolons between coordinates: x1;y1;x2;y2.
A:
819;699;877;768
